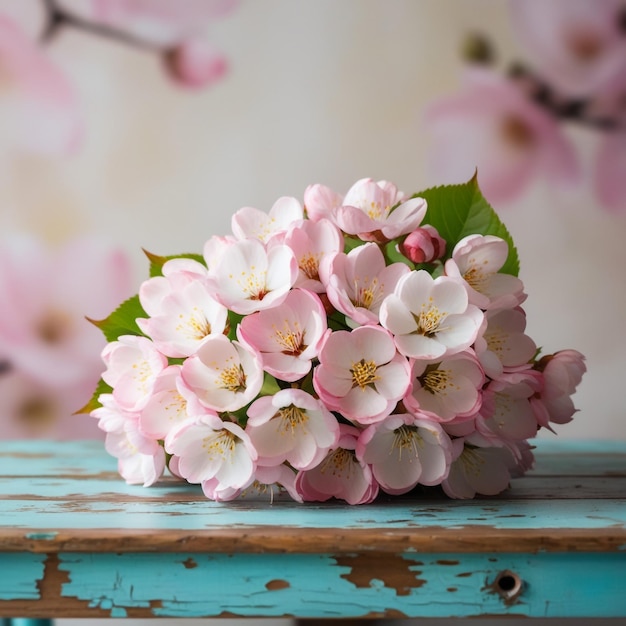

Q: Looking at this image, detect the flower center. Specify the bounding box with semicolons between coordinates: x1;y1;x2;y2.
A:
203;430;237;460
392;425;422;461
36;309;73;345
501;116;534;149
353;277;382;310
273;322;306;356
17;395;57;433
422;367;452;395
179;307;212;340
276;404;309;435
459;445;486;477
299;253;321;280
365;200;390;220
566;28;604;61
463;265;488;291
218;364;247;393
485;328;507;357
319;448;356;477
415;303;445;336
351;358;379;389
233;267;268;301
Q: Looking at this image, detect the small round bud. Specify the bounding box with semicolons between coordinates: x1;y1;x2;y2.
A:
399;225;446;264
163;38;228;90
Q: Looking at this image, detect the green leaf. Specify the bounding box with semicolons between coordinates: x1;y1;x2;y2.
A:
415;173;520;276
144;249;206;278
88;294;147;342
74;377;113;415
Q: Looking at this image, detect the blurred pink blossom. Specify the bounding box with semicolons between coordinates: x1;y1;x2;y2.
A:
594;132;626;213
0;13;82;156
0;235;133;439
425;68;581;204
510;0;626;98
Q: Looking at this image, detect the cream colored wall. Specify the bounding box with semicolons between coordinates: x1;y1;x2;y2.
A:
2;0;624;440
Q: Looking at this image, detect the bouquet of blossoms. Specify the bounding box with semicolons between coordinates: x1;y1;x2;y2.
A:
86;176;586;504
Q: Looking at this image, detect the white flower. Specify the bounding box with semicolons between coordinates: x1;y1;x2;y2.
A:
207;238;298;315
181;334;263;412
380;270;484;360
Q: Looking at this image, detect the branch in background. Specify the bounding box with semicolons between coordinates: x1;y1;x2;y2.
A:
462;32;625;133
40;0;162;51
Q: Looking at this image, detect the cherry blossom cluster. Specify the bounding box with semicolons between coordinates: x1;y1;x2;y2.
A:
90;178;586;504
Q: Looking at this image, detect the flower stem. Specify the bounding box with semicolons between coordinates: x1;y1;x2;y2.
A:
40;0;163;51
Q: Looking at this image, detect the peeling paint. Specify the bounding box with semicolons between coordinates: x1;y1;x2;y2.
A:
25;532;58;541
334;553;426;596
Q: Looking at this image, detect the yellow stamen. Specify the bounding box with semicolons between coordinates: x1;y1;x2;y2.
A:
351;359;379;389
276;404;309;435
218;364;247;393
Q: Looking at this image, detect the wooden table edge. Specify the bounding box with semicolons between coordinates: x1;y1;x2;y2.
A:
2;526;626;554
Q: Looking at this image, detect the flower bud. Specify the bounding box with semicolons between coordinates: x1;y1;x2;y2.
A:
399;225;446;264
163;38;228;90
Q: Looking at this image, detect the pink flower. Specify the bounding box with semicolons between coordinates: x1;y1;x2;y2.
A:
163;38;228;90
477;370;543;441
0;235;132;389
295;425;379;504
405;351;484;421
303;183;344;222
474;308;537;379
101;335;168;412
425;68;580;204
0;14;82;155
231;197;304;243
181;334;263;412
313;325;411;425
325;242;410;327
445;235;526;310
105;418;165;486
201;464;302;503
441;436;521;499
237;288;328;382
206;238;298;315
532;349;586;426
594;131;626;214
357;414;452;495
399;225;446;264
334;178;427;243
246;389;339;470
137;269;227;358
138;365;212;439
0;369;104;440
510;0;626;98
282;218;343;293
165;413;257;491
91;392;137;434
380;270;484;361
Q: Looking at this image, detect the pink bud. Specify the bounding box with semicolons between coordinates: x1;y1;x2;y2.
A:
163;38;228;90
399;225;446;264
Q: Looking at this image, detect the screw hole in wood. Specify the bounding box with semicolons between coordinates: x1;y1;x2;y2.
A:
494;569;523;601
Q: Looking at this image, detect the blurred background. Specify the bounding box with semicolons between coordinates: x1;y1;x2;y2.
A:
2;0;624;443
1;0;625;623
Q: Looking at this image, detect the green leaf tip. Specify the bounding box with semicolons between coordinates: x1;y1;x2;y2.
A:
144;249;207;277
90;294;147;343
415;174;520;276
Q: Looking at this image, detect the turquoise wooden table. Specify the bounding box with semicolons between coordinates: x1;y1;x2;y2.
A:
0;439;625;622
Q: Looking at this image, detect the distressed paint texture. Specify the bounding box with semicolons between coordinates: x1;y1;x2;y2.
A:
0;553;46;600
1;439;625;619
48;551;626;618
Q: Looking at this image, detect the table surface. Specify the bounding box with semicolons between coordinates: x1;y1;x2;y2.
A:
1;438;625;619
